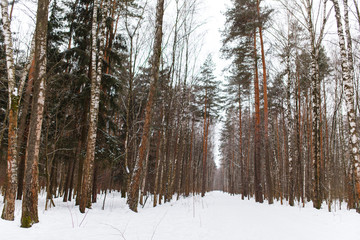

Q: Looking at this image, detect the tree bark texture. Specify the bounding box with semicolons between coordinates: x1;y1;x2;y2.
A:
253;28;263;203
332;0;360;209
21;0;50;228
127;0;165;212
80;0;108;213
1;0;18;221
257;0;273;204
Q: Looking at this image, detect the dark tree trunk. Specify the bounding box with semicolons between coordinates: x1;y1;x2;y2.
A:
16;63;35;200
253;28;263;203
257;0;273;205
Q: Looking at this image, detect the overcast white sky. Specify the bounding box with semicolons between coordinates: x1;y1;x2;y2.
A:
200;0;231;74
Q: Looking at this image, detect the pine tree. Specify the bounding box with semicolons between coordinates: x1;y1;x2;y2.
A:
256;0;273;204
196;55;222;197
222;0;271;203
127;0;165;212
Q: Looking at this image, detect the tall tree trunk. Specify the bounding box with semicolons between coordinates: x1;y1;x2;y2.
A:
253;28;263;203
20;0;50;228
285;26;295;206
332;0;360;211
1;0;18;221
201;91;208;197
127;0;165;212
275;115;283;203
304;0;328;210
16;60;35;200
238;89;244;199
79;0;107;213
296;71;304;204
186;118;195;197
257;0;272;204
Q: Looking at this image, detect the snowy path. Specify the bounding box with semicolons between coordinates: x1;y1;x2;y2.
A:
1;191;360;240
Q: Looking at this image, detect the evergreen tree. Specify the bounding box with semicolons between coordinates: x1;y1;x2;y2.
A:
222;0;271;203
195;55;222;197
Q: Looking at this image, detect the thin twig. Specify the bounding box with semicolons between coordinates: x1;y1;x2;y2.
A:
79;209;90;227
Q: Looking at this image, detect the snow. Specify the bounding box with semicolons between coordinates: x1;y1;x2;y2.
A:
12;87;18;97
1;191;360;240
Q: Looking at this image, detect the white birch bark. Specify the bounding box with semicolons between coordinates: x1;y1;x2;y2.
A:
80;0;108;213
1;0;18;221
331;0;360;206
343;0;355;87
303;0;329;209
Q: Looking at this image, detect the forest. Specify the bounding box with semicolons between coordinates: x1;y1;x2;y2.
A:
0;0;360;230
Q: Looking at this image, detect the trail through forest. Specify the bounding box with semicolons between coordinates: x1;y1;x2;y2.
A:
1;191;359;240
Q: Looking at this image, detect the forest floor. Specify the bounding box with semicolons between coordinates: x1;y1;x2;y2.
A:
0;191;359;240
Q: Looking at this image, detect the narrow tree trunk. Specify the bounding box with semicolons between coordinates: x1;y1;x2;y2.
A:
304;0;328;210
139;140;150;206
201;91;208;197
257;0;273;205
296;71;304;204
186;119;195;196
276;116;283;203
63;157;74;202
67;149;76;201
153;128;163;207
1;0;18;221
91;163;98;203
16;62;35;200
75;104;87;205
127;0;165;212
79;0;107;213
15;37;35;200
21;0;50;228
253;28;263;203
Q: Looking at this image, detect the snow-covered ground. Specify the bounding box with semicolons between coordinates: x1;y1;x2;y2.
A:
1;191;359;240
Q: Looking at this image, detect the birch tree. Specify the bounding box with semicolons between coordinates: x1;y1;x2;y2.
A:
1;0;18;221
283;0;330;209
79;0;109;213
1;0;35;221
331;0;360;210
